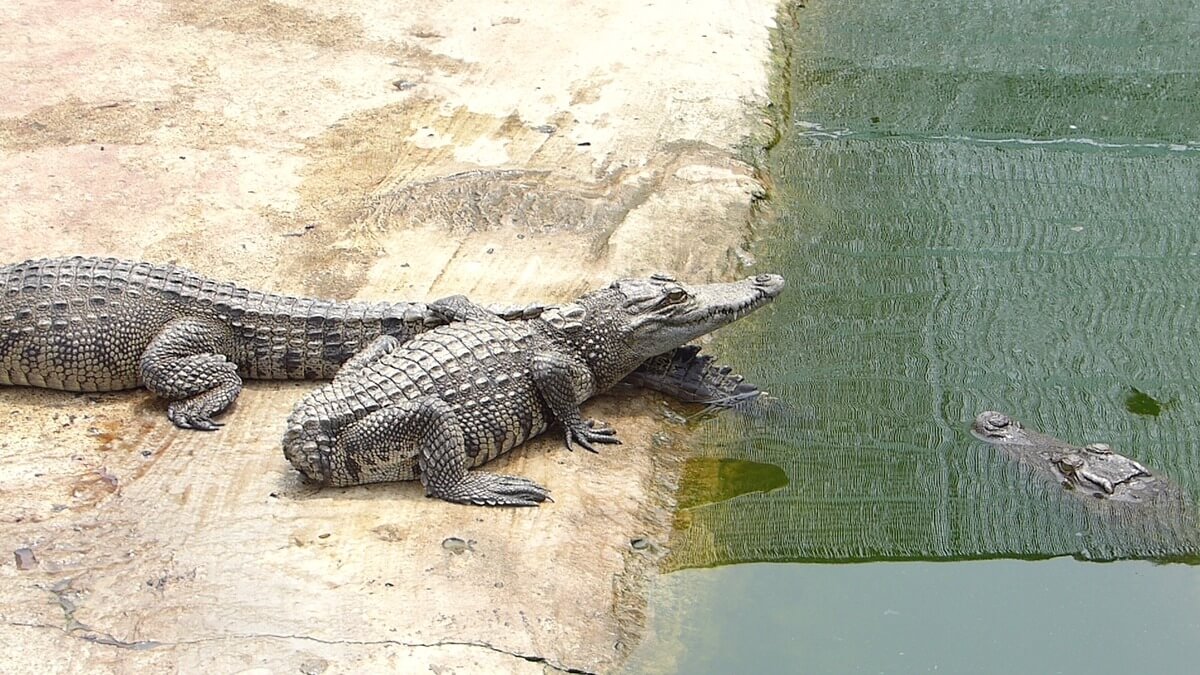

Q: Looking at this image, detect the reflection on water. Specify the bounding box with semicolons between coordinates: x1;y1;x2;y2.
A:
630;559;1200;674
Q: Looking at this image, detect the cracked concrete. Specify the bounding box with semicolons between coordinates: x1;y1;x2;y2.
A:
10;620;598;674
0;0;780;672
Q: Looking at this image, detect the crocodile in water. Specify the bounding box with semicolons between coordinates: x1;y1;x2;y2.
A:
283;272;785;506
970;410;1189;505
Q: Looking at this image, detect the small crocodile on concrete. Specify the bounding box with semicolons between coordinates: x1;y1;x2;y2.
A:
283;273;785;506
970;411;1186;504
1;256;768;431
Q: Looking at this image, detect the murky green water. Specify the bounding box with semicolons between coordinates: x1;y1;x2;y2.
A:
631;1;1200;671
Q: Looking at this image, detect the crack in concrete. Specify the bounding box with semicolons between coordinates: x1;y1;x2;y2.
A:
6;621;597;674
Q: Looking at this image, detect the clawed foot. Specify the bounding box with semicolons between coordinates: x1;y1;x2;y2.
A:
433;471;552;507
167;402;225;431
153;357;241;431
563;418;622;453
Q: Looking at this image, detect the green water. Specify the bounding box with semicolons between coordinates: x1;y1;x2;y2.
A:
631;1;1200;671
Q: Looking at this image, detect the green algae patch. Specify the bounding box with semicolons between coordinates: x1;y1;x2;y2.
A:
1125;387;1177;417
1126;387;1163;416
677;457;788;509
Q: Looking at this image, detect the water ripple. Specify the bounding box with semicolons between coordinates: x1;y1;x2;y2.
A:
795;119;1200;155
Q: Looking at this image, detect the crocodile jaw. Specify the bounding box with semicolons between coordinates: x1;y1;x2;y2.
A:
618;273;785;360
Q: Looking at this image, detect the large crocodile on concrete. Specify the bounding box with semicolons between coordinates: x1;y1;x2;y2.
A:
283;273;785;506
1;256;768;430
970;411;1190;506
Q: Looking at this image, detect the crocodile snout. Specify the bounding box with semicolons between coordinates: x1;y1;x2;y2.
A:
971;410;1020;441
752;273;786;297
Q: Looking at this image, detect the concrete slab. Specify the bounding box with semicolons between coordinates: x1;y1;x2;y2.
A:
0;1;780;671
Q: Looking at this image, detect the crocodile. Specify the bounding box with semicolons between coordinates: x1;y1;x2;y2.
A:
1;256;767;430
970;411;1188;505
283;272;785;506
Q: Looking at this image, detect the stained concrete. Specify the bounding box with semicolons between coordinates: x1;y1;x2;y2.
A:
0;1;780;672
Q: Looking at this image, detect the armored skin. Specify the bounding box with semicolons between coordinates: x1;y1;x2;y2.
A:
283;273;785;506
0;257;460;430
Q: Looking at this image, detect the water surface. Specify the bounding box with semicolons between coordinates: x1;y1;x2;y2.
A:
631;0;1200;671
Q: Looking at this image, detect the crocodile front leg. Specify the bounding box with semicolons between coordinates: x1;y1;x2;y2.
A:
334;397;551;506
138;317;242;430
531;351;621;453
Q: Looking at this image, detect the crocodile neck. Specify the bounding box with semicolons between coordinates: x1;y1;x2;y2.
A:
528;321;642;395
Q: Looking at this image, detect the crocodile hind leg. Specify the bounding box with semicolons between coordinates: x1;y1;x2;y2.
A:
334;397;551;506
333;335;400;383
139;317;242;431
428;294;506;323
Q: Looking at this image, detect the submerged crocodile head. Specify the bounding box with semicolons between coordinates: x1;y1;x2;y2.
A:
545;272;785;389
970;410;1029;444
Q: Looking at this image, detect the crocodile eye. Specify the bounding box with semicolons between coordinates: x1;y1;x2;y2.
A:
666;288;687;303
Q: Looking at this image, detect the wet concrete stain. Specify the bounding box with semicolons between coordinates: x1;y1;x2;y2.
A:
68;466;121;506
0;58;239;151
54;411;173;510
357;168;641;234
275;93;745;299
166;0;367;50
0;389;179;519
92;416;159;454
166;0;466;72
0;96;175;150
273;101;586;296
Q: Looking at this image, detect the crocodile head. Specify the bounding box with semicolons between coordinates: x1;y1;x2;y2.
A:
546;272;785;389
970;411;1030;444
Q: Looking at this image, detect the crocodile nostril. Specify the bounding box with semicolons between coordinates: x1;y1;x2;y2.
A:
754;274;774;284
